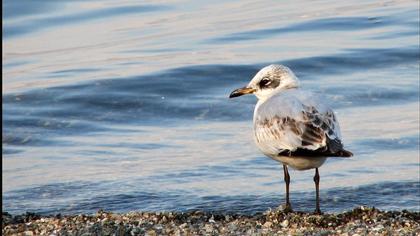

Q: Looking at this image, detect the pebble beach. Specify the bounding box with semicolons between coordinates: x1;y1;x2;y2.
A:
2;207;419;235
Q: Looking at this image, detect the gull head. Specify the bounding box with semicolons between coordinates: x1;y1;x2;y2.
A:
229;64;300;101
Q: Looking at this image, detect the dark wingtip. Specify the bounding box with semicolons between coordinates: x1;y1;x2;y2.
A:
340;150;353;157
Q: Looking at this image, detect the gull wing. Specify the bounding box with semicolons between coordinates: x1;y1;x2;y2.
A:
253;91;352;157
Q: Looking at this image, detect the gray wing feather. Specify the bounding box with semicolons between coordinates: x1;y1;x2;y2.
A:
253;91;344;156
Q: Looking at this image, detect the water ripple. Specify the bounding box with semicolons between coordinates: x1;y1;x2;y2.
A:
210;16;388;43
3;3;171;38
3;181;418;215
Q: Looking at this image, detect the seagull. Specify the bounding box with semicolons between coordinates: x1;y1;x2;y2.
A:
229;64;352;214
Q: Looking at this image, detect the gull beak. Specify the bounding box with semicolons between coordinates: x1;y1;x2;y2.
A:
229;87;256;98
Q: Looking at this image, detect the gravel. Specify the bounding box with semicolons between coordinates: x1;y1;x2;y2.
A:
2;206;419;235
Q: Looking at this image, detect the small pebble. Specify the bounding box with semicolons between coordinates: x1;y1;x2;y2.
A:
1;207;418;235
24;231;33;236
263;222;272;228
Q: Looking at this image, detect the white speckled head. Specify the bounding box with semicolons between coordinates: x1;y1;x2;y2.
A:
229;64;300;101
248;64;300;101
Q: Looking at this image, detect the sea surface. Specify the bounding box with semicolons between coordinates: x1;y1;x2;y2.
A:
3;0;419;215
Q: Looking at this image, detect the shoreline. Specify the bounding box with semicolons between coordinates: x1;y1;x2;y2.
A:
2;206;419;235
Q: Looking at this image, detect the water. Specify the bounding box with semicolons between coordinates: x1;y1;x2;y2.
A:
3;0;419;215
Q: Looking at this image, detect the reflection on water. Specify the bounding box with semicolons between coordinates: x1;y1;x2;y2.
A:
2;0;419;214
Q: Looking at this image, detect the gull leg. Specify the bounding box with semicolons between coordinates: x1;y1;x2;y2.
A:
283;164;293;213
314;168;322;214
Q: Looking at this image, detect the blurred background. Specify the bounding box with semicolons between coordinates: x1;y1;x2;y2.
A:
3;0;419;215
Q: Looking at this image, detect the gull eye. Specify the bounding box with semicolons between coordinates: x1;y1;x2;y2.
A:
259;78;272;88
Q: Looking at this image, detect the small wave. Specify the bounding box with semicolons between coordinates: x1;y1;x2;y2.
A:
3;3;171;39
353;136;419;151
210;16;388;43
209;8;417;44
3;180;418;215
3;46;418;150
284;46;419;76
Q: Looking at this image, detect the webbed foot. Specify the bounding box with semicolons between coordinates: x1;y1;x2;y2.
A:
313;208;322;215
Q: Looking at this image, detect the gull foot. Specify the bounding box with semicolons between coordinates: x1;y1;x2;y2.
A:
313;209;322;215
280;203;293;213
